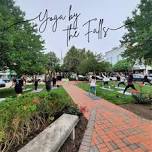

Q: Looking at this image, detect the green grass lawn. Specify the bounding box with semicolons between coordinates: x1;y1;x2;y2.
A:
77;81;152;105
0;83;45;98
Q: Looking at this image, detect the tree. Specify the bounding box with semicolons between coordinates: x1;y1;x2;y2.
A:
97;61;112;73
45;51;60;75
63;46;112;74
78;55;97;74
63;46;86;73
121;0;152;65
0;0;45;75
113;59;133;72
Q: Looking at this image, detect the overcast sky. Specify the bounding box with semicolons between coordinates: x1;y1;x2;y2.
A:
15;0;140;58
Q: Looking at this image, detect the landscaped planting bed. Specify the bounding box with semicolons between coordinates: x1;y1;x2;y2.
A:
0;88;81;152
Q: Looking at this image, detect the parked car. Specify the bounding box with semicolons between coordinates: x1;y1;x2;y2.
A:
3;78;10;83
133;74;144;81
78;75;87;81
0;79;6;87
69;74;77;81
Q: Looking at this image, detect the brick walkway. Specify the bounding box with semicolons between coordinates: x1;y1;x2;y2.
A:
62;82;152;152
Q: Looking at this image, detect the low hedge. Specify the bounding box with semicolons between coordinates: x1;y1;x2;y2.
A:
0;88;16;98
0;88;79;152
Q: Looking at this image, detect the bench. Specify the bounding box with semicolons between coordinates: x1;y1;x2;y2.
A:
18;114;79;152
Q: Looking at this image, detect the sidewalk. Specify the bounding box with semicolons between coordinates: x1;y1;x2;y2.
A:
63;82;152;152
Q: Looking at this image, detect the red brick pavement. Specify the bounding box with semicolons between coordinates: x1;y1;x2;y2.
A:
62;81;152;152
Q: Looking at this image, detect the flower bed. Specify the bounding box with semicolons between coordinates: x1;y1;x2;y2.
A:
0;88;80;152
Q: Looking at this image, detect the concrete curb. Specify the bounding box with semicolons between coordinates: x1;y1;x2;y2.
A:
79;109;96;152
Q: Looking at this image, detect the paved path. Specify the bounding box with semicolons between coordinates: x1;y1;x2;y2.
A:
63;82;152;152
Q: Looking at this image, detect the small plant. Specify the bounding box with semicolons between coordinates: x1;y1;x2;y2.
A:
131;83;152;104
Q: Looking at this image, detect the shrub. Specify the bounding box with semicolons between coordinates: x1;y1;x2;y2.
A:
0;88;76;152
131;84;152;104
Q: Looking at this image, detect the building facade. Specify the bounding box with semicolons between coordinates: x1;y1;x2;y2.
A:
104;46;125;65
104;46;152;74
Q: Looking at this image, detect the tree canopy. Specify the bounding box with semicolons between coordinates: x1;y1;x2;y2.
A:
113;59;133;72
122;0;152;65
63;46;112;74
0;0;45;75
45;51;60;75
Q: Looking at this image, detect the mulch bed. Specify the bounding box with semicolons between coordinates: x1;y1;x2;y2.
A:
11;105;87;152
12;110;87;152
120;103;152;120
59;115;88;152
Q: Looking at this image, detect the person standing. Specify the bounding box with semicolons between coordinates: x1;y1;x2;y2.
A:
117;74;126;87
34;76;39;90
116;73;120;81
45;75;51;91
11;77;23;96
20;75;26;89
102;73;110;87
123;73;136;94
52;76;57;87
89;75;96;95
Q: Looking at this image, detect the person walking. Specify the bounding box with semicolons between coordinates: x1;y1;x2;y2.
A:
89;75;96;95
123;73;137;94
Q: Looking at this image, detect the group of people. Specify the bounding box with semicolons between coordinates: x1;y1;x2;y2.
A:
89;72;152;95
11;75;57;96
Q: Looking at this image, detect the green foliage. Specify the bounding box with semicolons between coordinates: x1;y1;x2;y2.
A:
0;88;16;98
63;46;86;73
45;51;60;74
0;88;76;152
0;0;46;75
132;84;152;104
63;46;112;74
77;81;152;105
78;55;97;74
77;82;134;105
0;84;45;98
122;0;152;64
113;59;133;72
